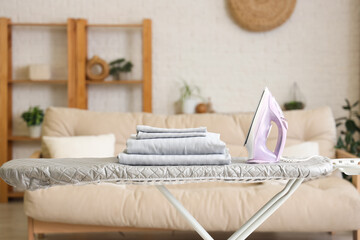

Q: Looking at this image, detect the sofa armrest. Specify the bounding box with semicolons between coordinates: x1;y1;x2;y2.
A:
30;150;41;159
335;149;360;191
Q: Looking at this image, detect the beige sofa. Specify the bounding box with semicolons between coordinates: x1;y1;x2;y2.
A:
25;106;360;239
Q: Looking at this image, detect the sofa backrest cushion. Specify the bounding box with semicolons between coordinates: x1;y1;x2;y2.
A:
41;107;336;159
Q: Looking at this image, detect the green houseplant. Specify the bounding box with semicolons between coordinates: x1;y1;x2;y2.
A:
284;82;305;110
335;99;360;156
21;106;44;138
179;81;202;114
109;58;134;80
284;101;305;110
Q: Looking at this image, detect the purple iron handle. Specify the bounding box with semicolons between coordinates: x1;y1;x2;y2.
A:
270;98;288;161
245;88;288;164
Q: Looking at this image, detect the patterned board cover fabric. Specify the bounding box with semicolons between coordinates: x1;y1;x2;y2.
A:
0;156;333;191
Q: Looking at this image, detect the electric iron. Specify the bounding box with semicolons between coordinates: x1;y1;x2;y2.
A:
245;88;288;164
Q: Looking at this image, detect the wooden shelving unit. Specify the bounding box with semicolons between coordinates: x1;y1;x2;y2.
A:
87;24;142;28
9;80;68;84
0;18;152;203
86;80;143;85
0;18;77;203
11;23;67;27
7;191;24;198
75;19;152;112
8;136;41;141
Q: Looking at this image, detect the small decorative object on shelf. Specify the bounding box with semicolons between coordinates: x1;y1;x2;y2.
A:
21;106;44;138
109;58;134;80
284;82;305;110
86;55;109;81
29;64;51;80
206;98;215;113
195;103;207;114
195;98;215;114
179;80;202;114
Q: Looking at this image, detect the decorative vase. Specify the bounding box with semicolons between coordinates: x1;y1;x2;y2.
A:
120;72;131;80
182;98;200;114
113;72;121;80
28;125;42;138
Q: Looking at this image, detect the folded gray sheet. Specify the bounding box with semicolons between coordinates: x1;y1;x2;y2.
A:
136;125;207;139
118;150;231;166
127;132;226;155
137;125;207;133
136;132;206;139
123;125;230;166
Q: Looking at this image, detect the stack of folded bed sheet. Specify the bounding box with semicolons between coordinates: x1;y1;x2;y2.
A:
118;125;231;165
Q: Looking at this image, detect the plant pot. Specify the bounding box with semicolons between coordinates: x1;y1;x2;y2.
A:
120;72;131;80
182;98;200;114
28;125;42;138
284;101;305;110
111;72;121;80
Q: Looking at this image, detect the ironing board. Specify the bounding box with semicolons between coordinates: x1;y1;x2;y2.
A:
0;156;359;240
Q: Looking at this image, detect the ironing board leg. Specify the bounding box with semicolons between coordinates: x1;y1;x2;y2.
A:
156;185;214;240
157;179;303;240
228;178;304;240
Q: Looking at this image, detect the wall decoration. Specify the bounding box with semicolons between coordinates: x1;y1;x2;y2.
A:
109;58;134;80
228;0;296;32
86;55;109;81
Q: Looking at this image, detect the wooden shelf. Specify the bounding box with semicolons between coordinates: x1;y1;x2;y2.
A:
8;136;41;142
9;80;68;84
87;24;142;28
0;18;152;203
86;80;143;85
11;23;66;27
8;191;24;198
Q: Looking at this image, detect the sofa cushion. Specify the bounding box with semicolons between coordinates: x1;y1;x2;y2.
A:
42;134;116;158
282;142;319;158
24;177;360;232
41;107;336;159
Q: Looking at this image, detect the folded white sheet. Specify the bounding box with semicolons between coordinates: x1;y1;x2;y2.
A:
118;150;231;166
137;125;207;133
136;132;206;139
136;125;207;139
127;132;226;155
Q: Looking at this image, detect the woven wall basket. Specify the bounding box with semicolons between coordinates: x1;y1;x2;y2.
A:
228;0;296;32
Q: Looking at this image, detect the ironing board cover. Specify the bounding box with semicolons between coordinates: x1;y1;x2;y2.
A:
0;156;333;191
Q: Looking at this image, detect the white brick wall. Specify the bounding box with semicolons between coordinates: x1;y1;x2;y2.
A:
0;0;359;158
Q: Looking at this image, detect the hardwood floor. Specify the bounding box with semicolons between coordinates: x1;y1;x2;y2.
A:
0;201;353;240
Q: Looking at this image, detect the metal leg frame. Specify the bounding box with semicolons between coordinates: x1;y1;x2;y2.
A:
228;178;304;240
156;185;214;240
156;178;304;240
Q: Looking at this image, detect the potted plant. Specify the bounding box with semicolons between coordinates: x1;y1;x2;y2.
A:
284;101;305;110
336;99;360;155
284;82;305;110
179;81;202;114
21;106;44;138
109;58;134;80
335;99;360;181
